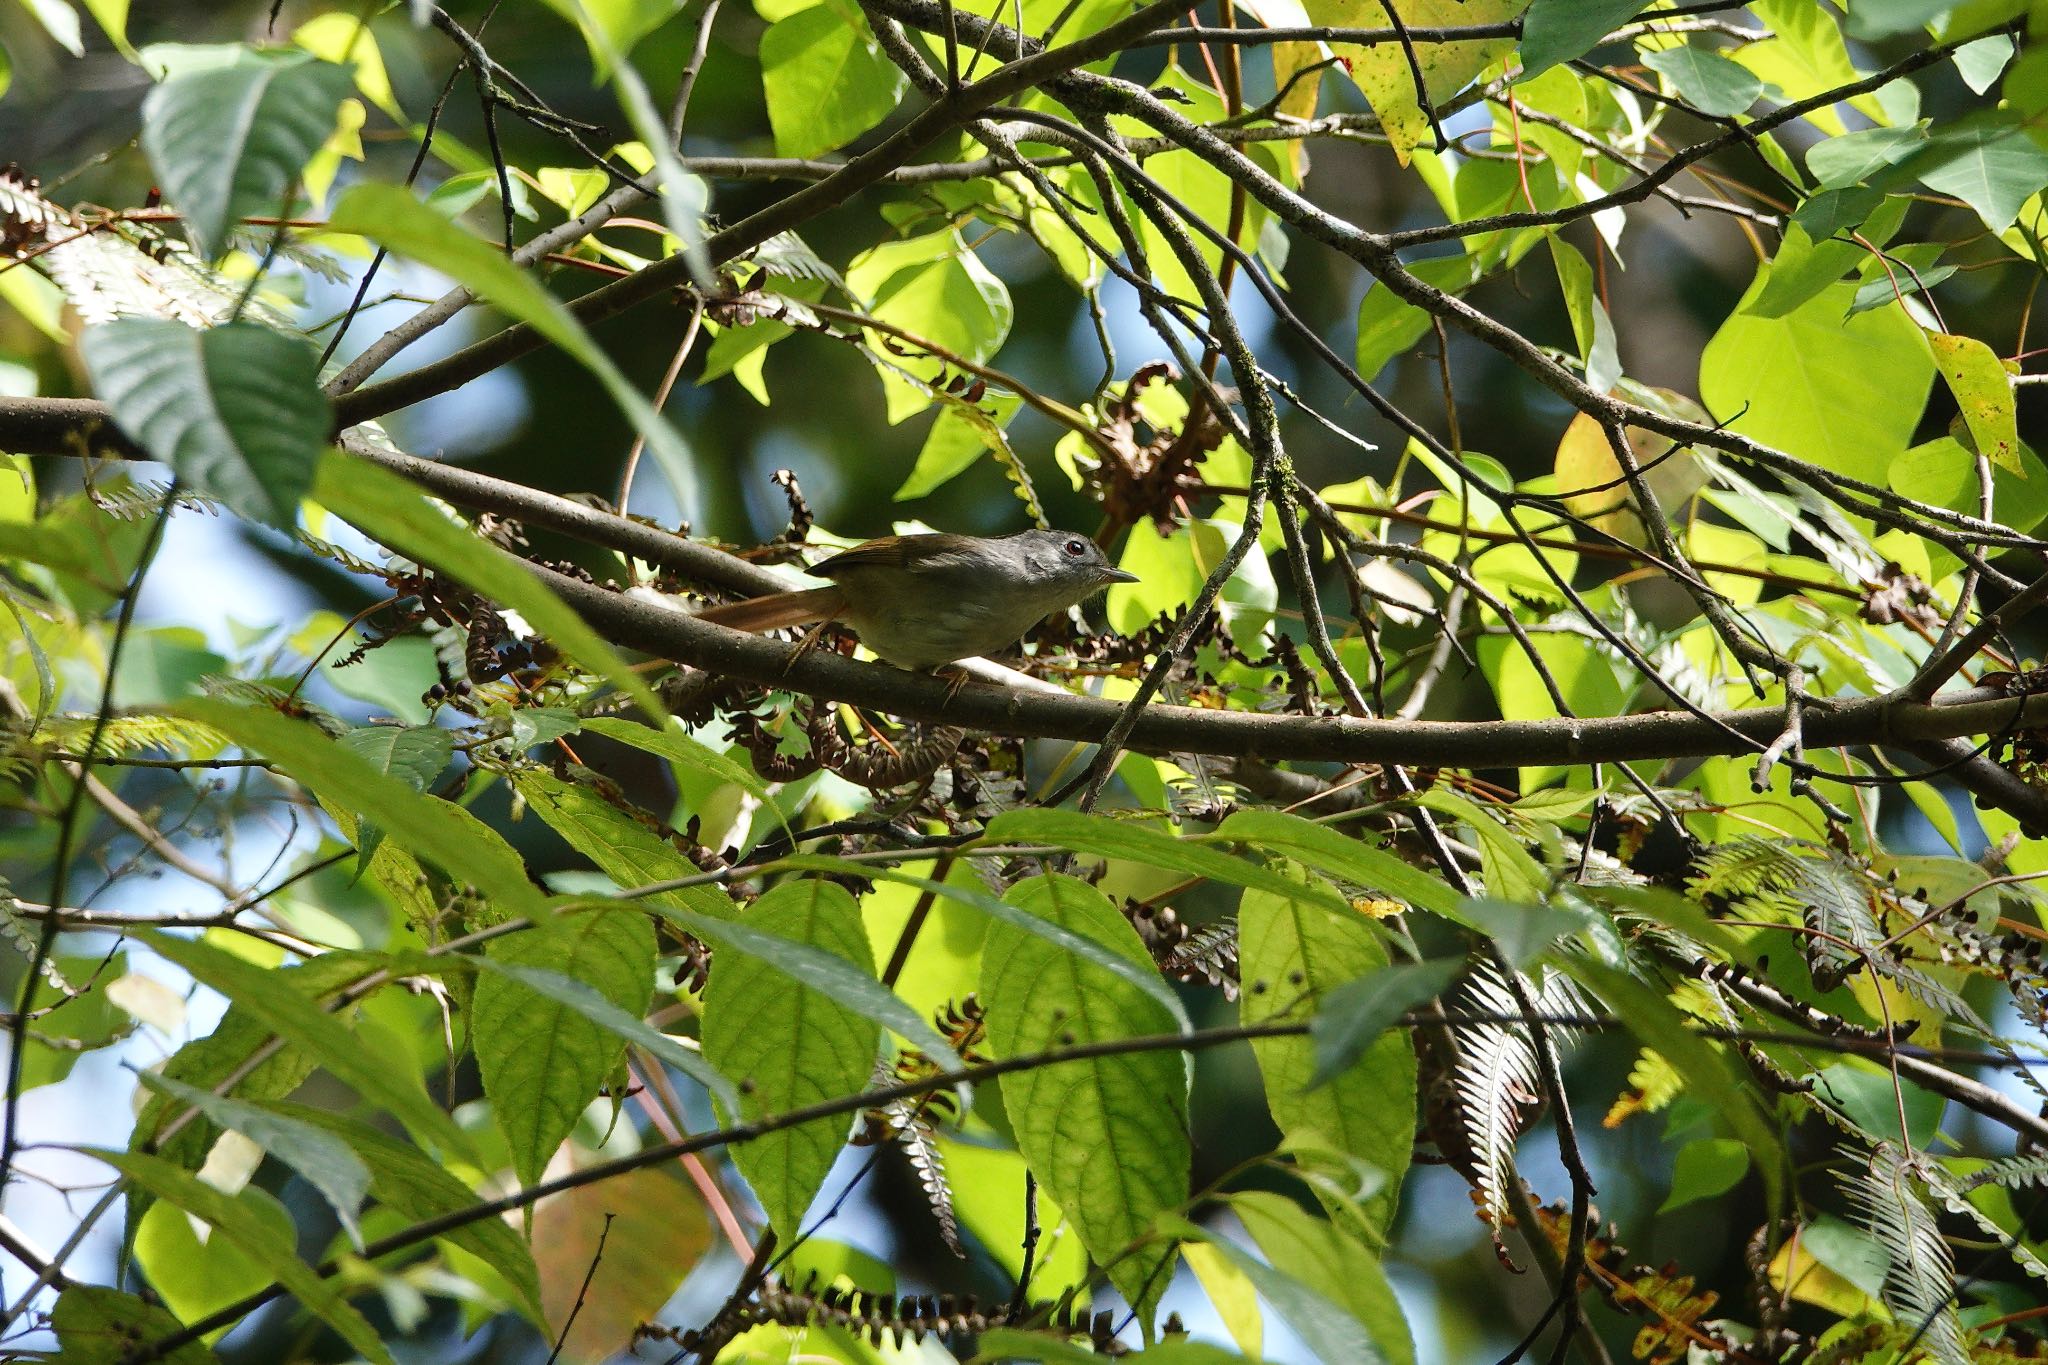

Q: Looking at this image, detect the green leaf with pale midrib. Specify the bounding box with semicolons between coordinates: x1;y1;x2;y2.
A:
471;907;655;1187
82;320;327;528
700;880;880;1240
140;50;353;259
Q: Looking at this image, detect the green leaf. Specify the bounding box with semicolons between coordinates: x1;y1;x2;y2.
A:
1228;1190;1414;1363
1807;125;1930;188
472;957;733;1110
81;320;326;528
759;6;907;160
1789;186;1885;243
1413;789;1546;901
325;186;700;518
471;906;655;1186
1560;958;1784;1216
1239;871;1419;1236
171;696;542;917
1308;959;1464;1090
1929;331;2021;473
632;897;963;1069
135;930;470;1158
131;1069;370;1249
1356;254;1475;381
511;768;710;911
1812;1061;1948;1147
312;450;665;719
1641;43;1765;117
51;1285;220;1365
1659;1136;1750;1213
773;853;1192;1028
1701;275;1934;478
1888;435;2048;535
336;724;453;790
1213;809;1465;921
337;724;454;872
1906;111;2048;231
1520;0;1645;76
578;717;780;819
83;1148;391;1365
140;49;352;259
701;879;880;1239
981;874;1189;1329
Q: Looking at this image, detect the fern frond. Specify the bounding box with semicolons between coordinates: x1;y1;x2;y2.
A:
1449;963;1547;1230
1958;1154;2048;1193
751;231;847;290
1842;1145;1968;1365
35;713;230;761
1923;1161;2048;1284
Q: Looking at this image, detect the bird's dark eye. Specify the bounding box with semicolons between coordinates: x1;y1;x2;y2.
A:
1063;538;1088;557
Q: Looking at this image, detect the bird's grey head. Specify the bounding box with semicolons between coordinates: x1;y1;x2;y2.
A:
1006;529;1139;602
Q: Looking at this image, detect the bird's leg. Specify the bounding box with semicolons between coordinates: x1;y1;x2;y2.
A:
781;621;835;676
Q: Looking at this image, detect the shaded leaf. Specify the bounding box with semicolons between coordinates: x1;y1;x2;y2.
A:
82;319;326;528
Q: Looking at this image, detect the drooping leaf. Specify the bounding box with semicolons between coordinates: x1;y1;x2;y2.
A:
1239;868;1421;1236
701;879;880;1239
312;451;665;718
470;906;655;1186
140;49;352;259
981;874;1189;1329
81;319;326;528
171;696;542;917
51;1285;220;1365
1929;331;2021;473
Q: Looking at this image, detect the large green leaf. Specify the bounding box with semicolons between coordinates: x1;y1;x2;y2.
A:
470;906;655;1186
577;717;779;817
312;451;664;718
140;49;352;258
136;930;469;1158
1239;869;1416;1238
980;874;1189;1328
1700;275;1933;479
759;6;906;160
1642;42;1765;117
701;879;880;1240
83;1148;391;1365
772;852;1190;1026
325;185;700;517
1907;111;2048;231
81;320;326;528
511;768;711;912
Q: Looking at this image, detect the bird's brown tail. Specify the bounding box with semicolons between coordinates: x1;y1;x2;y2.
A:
694;586;846;634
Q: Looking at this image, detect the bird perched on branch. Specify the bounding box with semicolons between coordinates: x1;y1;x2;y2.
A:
693;529;1136;670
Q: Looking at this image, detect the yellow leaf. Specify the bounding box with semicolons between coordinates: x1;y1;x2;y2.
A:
1307;0;1529;163
1929;331;2023;475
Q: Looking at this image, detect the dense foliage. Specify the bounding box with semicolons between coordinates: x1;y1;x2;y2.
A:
1;0;2047;1361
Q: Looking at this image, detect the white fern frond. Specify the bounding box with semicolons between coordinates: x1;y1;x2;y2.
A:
1842;1145;1968;1365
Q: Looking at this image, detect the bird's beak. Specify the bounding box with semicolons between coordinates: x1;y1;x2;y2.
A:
1104;568;1140;584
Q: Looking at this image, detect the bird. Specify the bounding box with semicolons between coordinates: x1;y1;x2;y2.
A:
692;529;1137;670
